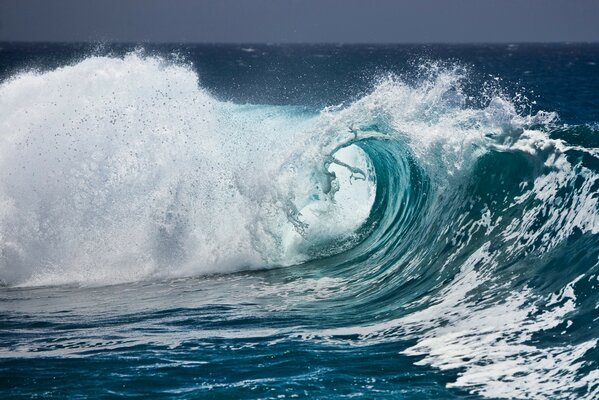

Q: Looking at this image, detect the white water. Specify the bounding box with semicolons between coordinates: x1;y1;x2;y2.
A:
0;53;375;286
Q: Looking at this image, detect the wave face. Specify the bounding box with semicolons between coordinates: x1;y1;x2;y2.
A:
1;47;598;399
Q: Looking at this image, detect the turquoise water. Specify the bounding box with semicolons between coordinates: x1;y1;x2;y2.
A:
0;44;598;399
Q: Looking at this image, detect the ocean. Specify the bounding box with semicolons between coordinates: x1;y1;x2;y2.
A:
0;43;598;399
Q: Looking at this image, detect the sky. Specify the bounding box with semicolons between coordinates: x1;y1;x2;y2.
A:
1;0;598;43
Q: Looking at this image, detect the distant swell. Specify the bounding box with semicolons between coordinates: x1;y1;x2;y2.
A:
1;53;598;399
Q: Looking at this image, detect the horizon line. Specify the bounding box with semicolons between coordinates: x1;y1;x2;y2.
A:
2;40;599;46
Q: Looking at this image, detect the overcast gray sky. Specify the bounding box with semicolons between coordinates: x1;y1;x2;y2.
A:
1;0;598;43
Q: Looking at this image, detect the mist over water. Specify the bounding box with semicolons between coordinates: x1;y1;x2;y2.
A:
1;44;598;399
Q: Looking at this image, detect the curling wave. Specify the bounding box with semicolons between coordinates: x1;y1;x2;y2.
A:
0;53;598;399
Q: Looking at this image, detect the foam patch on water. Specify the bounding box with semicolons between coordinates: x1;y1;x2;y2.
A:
401;254;597;399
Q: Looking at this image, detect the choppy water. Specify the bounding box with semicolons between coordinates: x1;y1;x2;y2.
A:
0;44;598;399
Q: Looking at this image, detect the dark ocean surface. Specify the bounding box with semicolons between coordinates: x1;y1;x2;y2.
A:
0;43;598;399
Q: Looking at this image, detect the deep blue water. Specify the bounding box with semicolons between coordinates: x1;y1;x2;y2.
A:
0;44;598;399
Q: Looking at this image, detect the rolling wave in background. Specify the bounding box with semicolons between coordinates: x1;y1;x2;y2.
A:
1;51;598;399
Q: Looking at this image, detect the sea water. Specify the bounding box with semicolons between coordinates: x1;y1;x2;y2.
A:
0;44;598;399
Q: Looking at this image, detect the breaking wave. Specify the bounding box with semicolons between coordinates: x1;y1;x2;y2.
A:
1;53;598;398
